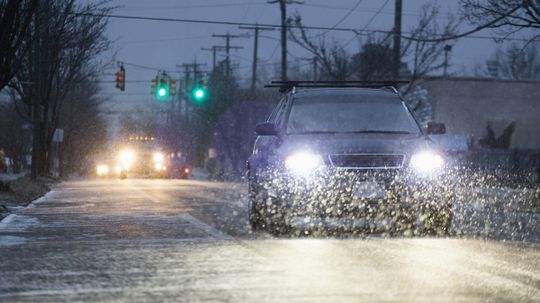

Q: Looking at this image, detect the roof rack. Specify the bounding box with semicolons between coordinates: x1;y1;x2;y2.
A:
265;80;409;93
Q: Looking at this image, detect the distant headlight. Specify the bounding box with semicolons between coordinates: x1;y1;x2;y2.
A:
119;149;135;169
96;164;109;176
284;152;323;176
114;165;123;175
153;152;164;163
410;151;444;175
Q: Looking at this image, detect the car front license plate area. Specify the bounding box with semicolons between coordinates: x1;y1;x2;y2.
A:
353;181;385;200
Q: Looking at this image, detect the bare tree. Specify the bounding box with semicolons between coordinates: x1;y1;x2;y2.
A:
0;0;38;91
350;37;396;81
59;75;108;175
287;14;351;81
485;43;540;80
400;3;459;89
287;3;457;90
9;0;112;175
460;0;540;43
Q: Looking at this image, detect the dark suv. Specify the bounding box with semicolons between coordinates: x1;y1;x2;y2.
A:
247;86;453;235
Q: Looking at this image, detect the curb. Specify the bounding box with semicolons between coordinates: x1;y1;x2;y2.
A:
0;192;51;224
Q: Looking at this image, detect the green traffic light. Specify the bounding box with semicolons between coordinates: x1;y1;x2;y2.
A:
158;87;167;97
192;87;206;102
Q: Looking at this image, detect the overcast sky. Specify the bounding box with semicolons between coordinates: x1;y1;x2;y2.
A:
98;0;525;117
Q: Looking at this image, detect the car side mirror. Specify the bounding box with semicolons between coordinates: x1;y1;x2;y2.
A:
426;121;446;135
255;122;278;136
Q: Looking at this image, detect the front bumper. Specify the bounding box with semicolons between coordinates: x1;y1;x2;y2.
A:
258;168;454;219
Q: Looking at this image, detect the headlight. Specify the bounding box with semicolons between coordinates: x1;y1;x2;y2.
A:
96;164;109;176
284;152;323;176
410;151;444;175
153;152;164;163
114;165;122;174
118;150;135;169
154;163;163;171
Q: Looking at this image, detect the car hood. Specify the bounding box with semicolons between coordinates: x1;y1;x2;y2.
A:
278;133;435;158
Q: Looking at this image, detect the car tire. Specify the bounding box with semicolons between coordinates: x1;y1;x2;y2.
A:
265;201;290;236
248;181;265;231
248;180;290;235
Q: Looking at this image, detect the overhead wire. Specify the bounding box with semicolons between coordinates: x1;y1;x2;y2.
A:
73;11;538;43
343;0;390;48
317;0;364;37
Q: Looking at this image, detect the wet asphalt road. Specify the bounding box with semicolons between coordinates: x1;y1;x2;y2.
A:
0;178;539;302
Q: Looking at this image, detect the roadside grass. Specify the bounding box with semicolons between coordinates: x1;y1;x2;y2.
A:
0;176;52;220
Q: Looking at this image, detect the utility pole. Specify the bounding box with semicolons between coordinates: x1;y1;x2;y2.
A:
393;0;402;80
239;24;275;94
443;45;452;78
212;33;244;77
201;46;225;71
268;0;303;82
179;61;207;92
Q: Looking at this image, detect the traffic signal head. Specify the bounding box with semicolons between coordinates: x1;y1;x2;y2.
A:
192;80;207;103
150;78;157;95
115;65;125;91
154;76;170;100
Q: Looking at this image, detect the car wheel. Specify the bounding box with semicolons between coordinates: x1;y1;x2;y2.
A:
248;181;265;231
264;201;290;236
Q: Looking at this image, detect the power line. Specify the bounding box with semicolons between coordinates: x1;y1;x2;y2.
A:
73;11;537;43
318;0;364;37
343;0;390;48
120;2;263;11
121;35;209;44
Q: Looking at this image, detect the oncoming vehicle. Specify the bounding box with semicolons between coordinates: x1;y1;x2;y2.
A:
247;82;453;235
116;136;169;178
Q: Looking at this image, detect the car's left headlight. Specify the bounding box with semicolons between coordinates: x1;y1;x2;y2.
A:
284;152;323;176
96;164;109;176
409;150;444;175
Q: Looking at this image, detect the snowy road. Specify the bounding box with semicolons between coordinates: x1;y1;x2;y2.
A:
0;178;538;302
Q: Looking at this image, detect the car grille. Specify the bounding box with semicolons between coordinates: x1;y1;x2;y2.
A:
329;154;404;169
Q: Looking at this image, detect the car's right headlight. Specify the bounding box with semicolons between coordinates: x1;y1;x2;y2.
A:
284;151;323;177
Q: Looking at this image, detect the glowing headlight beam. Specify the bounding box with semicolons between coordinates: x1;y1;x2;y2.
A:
118;150;135;170
284;152;323;176
96;164;109;176
153;152;164;163
410;151;444;175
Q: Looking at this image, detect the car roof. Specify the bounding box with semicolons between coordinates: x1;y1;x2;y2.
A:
291;87;401;100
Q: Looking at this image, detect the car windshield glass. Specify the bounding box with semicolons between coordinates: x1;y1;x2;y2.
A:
286;95;420;134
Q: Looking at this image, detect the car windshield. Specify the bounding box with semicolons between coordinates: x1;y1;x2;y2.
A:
286;95;420;134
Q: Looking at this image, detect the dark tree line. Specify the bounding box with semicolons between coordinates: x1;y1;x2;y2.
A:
0;0;112;176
